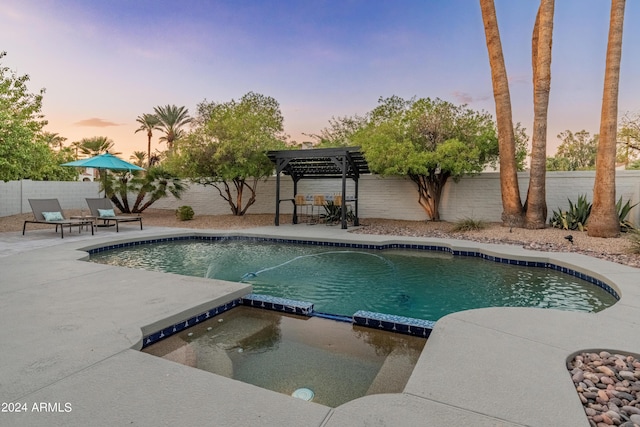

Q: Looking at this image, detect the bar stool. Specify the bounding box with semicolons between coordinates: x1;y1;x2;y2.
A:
295;194;311;223
312;194;326;223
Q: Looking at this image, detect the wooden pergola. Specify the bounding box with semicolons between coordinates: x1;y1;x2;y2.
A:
267;147;370;229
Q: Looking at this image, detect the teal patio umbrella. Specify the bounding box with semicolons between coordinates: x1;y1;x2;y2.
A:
62;152;145;196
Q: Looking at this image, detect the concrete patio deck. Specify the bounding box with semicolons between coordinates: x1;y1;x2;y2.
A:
1;224;639;426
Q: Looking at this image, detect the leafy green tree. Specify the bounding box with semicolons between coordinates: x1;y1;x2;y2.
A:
168;92;288;215
135;113;161;167
617;112;640;167
315;114;528;172
0;51;74;181
307;114;368;147
513;123;529;172
153;105;192;149
549;130;598;170
352;96;498;221
545;156;572;171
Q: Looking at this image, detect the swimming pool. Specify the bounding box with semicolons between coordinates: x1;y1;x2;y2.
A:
89;237;618;322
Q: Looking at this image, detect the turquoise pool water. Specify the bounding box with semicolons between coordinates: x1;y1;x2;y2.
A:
90;239;617;321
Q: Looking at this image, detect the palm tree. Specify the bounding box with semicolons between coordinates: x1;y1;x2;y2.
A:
153;105;193;149
135;113;160;167
78;136;119;157
130;151;147;167
42;132;67;151
589;0;626;237
70;141;83;159
524;0;554;229
479;0;523;227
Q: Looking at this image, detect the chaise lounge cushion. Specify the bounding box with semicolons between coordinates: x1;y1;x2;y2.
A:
42;211;64;221
97;208;116;218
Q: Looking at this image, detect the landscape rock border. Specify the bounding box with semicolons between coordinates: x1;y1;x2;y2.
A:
568;350;640;426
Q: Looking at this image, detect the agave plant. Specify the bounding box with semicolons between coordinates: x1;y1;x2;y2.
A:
550;195;592;231
616;197;638;232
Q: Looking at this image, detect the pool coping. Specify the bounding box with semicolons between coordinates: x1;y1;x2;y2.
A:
1;224;639;426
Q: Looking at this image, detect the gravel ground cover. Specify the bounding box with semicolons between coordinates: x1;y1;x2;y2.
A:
4;208;639;268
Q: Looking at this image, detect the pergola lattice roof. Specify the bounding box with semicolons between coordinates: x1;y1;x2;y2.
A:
267;146;369;180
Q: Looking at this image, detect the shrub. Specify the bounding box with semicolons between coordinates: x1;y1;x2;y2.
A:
176;205;194;221
616;197;637;232
451;217;488;232
550;195;592;231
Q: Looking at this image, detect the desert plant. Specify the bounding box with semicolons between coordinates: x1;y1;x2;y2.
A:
322;200;355;225
616;197;637;232
451;217;488;232
550;195;592;231
176;205;194;221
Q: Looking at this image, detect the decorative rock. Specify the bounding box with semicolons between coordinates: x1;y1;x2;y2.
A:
622;405;640;415
598;366;616;377
601;376;615;385
604;410;620;421
616;392;635;402
569;351;640;427
619;371;636;381
598;390;609;402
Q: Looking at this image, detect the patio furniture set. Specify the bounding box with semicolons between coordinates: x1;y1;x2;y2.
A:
22;198;143;238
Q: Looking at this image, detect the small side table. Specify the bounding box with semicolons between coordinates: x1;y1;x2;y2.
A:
69;216;96;232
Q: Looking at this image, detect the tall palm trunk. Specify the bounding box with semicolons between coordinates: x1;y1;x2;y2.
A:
146;129;153;168
589;0;626;238
524;0;554;229
480;0;523;227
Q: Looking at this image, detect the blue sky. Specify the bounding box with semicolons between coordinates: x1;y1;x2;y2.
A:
2;0;639;160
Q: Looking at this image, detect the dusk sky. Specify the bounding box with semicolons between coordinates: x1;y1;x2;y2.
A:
2;0;639;160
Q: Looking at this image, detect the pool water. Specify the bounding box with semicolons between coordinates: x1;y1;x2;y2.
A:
90;240;617;321
142;306;426;407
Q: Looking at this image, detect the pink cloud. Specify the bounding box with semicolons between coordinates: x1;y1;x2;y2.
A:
74;118;121;127
451;91;491;104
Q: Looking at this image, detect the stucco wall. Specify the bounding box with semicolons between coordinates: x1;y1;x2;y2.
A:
2;171;639;224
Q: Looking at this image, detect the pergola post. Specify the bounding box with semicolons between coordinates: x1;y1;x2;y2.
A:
341;155;347;229
274;169;281;226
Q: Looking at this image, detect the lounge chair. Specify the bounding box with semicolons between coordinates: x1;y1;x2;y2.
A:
23;198;94;238
85;198;143;232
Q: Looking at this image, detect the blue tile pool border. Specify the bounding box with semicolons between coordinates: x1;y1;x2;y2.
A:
142;298;241;348
141;293;437;346
240;293;314;316
87;234;621;301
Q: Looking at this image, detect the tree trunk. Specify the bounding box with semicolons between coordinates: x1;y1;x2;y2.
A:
589;0;625;238
524;0;554;229
409;172;449;221
480;0;524;228
147;130;152;168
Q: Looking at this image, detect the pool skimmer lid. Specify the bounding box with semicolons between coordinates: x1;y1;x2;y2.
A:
291;387;314;401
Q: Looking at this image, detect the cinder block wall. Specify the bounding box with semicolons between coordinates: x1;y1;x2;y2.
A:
0;180;101;217
2;171;639;225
